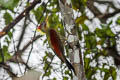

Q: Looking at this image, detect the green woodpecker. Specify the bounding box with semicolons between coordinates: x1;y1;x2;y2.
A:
37;18;75;74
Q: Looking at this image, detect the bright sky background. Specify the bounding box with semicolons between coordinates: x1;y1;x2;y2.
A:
0;0;120;80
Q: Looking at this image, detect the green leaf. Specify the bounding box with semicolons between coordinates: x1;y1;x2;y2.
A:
96;67;109;72
92;77;97;80
65;70;70;75
43;54;48;63
8;31;13;39
109;38;116;46
84;58;90;69
101;23;115;37
3;12;13;25
110;66;116;80
86;68;95;79
53;77;56;80
43;63;48;70
85;40;90;49
5;37;10;45
43;39;48;45
84;33;96;49
58;23;65;37
95;28;105;37
0;45;11;62
48;14;59;29
52;7;60;12
47;0;59;12
33;4;46;23
77;25;82;40
45;68;51;76
82;24;89;31
116;16;120;25
0;0;19;10
103;72;110;80
97;38;106;45
63;76;68;80
75;15;87;24
105;28;115;37
71;0;86;12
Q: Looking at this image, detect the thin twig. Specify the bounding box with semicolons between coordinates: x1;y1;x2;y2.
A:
17;15;28;51
0;63;17;77
87;0;120;23
42;55;55;79
12;35;23;74
0;0;41;38
24;2;49;73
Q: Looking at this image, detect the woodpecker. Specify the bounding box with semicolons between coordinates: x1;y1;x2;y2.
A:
37;17;75;74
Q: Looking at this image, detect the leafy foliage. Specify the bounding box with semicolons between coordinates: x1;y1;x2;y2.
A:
0;0;119;80
116;16;120;25
0;45;11;62
4;12;13;25
0;0;19;11
33;3;46;23
71;0;86;12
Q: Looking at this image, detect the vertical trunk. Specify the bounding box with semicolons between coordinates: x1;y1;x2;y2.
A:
58;0;86;80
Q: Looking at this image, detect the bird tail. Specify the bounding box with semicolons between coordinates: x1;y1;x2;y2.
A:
65;59;76;75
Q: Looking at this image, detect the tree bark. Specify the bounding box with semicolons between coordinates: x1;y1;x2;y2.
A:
58;0;86;80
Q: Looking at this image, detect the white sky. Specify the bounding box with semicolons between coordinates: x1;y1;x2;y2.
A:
0;0;120;80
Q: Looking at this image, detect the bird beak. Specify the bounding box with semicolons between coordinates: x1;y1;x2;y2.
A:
37;25;45;35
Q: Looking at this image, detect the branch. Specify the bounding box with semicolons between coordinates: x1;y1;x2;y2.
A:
98;9;120;22
42;55;55;79
93;0;118;9
59;0;86;79
87;0;102;17
105;38;120;66
18;35;41;56
0;0;41;38
17;16;28;50
0;63;17;77
87;0;120;23
24;0;49;73
7;35;41;69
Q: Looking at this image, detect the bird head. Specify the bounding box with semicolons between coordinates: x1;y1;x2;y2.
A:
37;21;46;35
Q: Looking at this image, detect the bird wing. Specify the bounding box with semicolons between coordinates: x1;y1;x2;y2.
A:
48;29;76;74
49;29;65;62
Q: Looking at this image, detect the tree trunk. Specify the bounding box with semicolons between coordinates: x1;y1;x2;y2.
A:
58;0;86;80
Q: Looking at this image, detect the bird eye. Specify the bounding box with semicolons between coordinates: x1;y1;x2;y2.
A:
38;22;44;29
